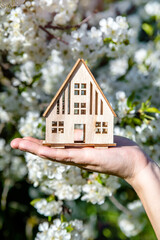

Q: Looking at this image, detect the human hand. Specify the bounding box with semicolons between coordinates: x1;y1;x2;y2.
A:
11;136;160;238
10;136;150;183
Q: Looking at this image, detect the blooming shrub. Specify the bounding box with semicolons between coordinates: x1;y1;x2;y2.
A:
0;0;160;239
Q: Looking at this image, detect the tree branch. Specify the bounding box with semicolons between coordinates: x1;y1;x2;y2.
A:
45;15;92;31
109;195;131;215
39;25;68;45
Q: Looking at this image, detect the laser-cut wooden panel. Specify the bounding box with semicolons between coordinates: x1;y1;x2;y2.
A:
43;59;117;148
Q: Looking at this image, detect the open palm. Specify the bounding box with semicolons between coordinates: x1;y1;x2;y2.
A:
11;136;150;183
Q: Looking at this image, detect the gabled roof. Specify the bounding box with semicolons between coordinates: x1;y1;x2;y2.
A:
43;59;117;117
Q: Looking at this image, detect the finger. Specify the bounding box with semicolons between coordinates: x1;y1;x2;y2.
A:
17;139;99;166
17;139;73;161
11;138;23;149
23;137;43;145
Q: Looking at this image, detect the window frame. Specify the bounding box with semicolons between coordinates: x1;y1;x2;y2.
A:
74;83;87;95
52;121;64;134
95;121;108;134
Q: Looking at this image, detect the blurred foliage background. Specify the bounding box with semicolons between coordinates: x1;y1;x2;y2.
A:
0;0;160;239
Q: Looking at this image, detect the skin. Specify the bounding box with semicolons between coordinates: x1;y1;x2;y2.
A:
11;136;160;239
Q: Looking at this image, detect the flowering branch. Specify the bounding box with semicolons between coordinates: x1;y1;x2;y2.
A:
45;15;92;31
39;25;68;45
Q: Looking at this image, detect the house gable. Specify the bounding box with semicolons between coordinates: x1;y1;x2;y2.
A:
43;59;117;118
43;59;116;147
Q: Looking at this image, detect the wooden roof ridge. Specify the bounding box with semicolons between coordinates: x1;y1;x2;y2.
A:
43;58;117;117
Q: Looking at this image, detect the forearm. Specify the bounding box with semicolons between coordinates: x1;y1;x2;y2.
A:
128;160;160;239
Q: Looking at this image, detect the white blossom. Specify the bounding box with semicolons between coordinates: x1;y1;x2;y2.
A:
18;111;45;138
35;218;88;240
118;200;145;237
145;1;160;17
34;198;63;217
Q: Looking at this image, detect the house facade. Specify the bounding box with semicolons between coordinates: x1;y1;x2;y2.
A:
43;59;116;147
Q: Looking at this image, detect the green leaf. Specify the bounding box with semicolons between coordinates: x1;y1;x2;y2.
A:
132;101;139;108
133;118;142;125
61;214;67;223
145;107;160;114
142;23;154;36
66;224;74;233
47;195;55;202
103;37;112;44
155;34;160;43
127;92;135;108
48;216;52;222
143;114;155;120
30;198;42;206
103;228;112;238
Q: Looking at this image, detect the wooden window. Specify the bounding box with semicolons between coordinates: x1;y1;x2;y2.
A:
102;121;108;134
95;91;98;115
62;92;65;114
81;83;86;89
52;128;57;133
74;109;79;115
81;90;86;95
95;128;101;134
52;121;64;133
74;102;86;115
57;99;60;114
68;83;70;114
59;121;64;126
74;83;80;96
74;90;79;95
102;122;108;127
74;83;79;88
74;103;79;108
81;103;86;108
95;122;101;127
74;102;79;115
95;121;101;134
74;83;86;95
81;110;86;114
102;128;108;134
52;121;57;126
90;82;93;115
100;100;103;115
95;121;108;134
59;128;64;133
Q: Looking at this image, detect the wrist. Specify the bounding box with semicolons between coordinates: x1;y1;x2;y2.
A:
127;159;160;193
126;159;160;238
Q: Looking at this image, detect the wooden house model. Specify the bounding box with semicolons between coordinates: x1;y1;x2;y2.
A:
43;59;116;148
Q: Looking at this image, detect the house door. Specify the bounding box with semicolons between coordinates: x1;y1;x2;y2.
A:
74;124;85;143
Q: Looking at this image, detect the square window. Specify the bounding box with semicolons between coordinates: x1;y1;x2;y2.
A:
74;109;79;115
95;128;101;134
102;128;108;134
59;121;64;126
81;103;86;108
74;83;79;88
102;122;108;127
95;122;101;127
74;90;79;95
81;90;86;95
81;110;86;115
52;121;57;126
81;83;86;89
74;103;79;108
52;128;57;133
59;128;64;133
